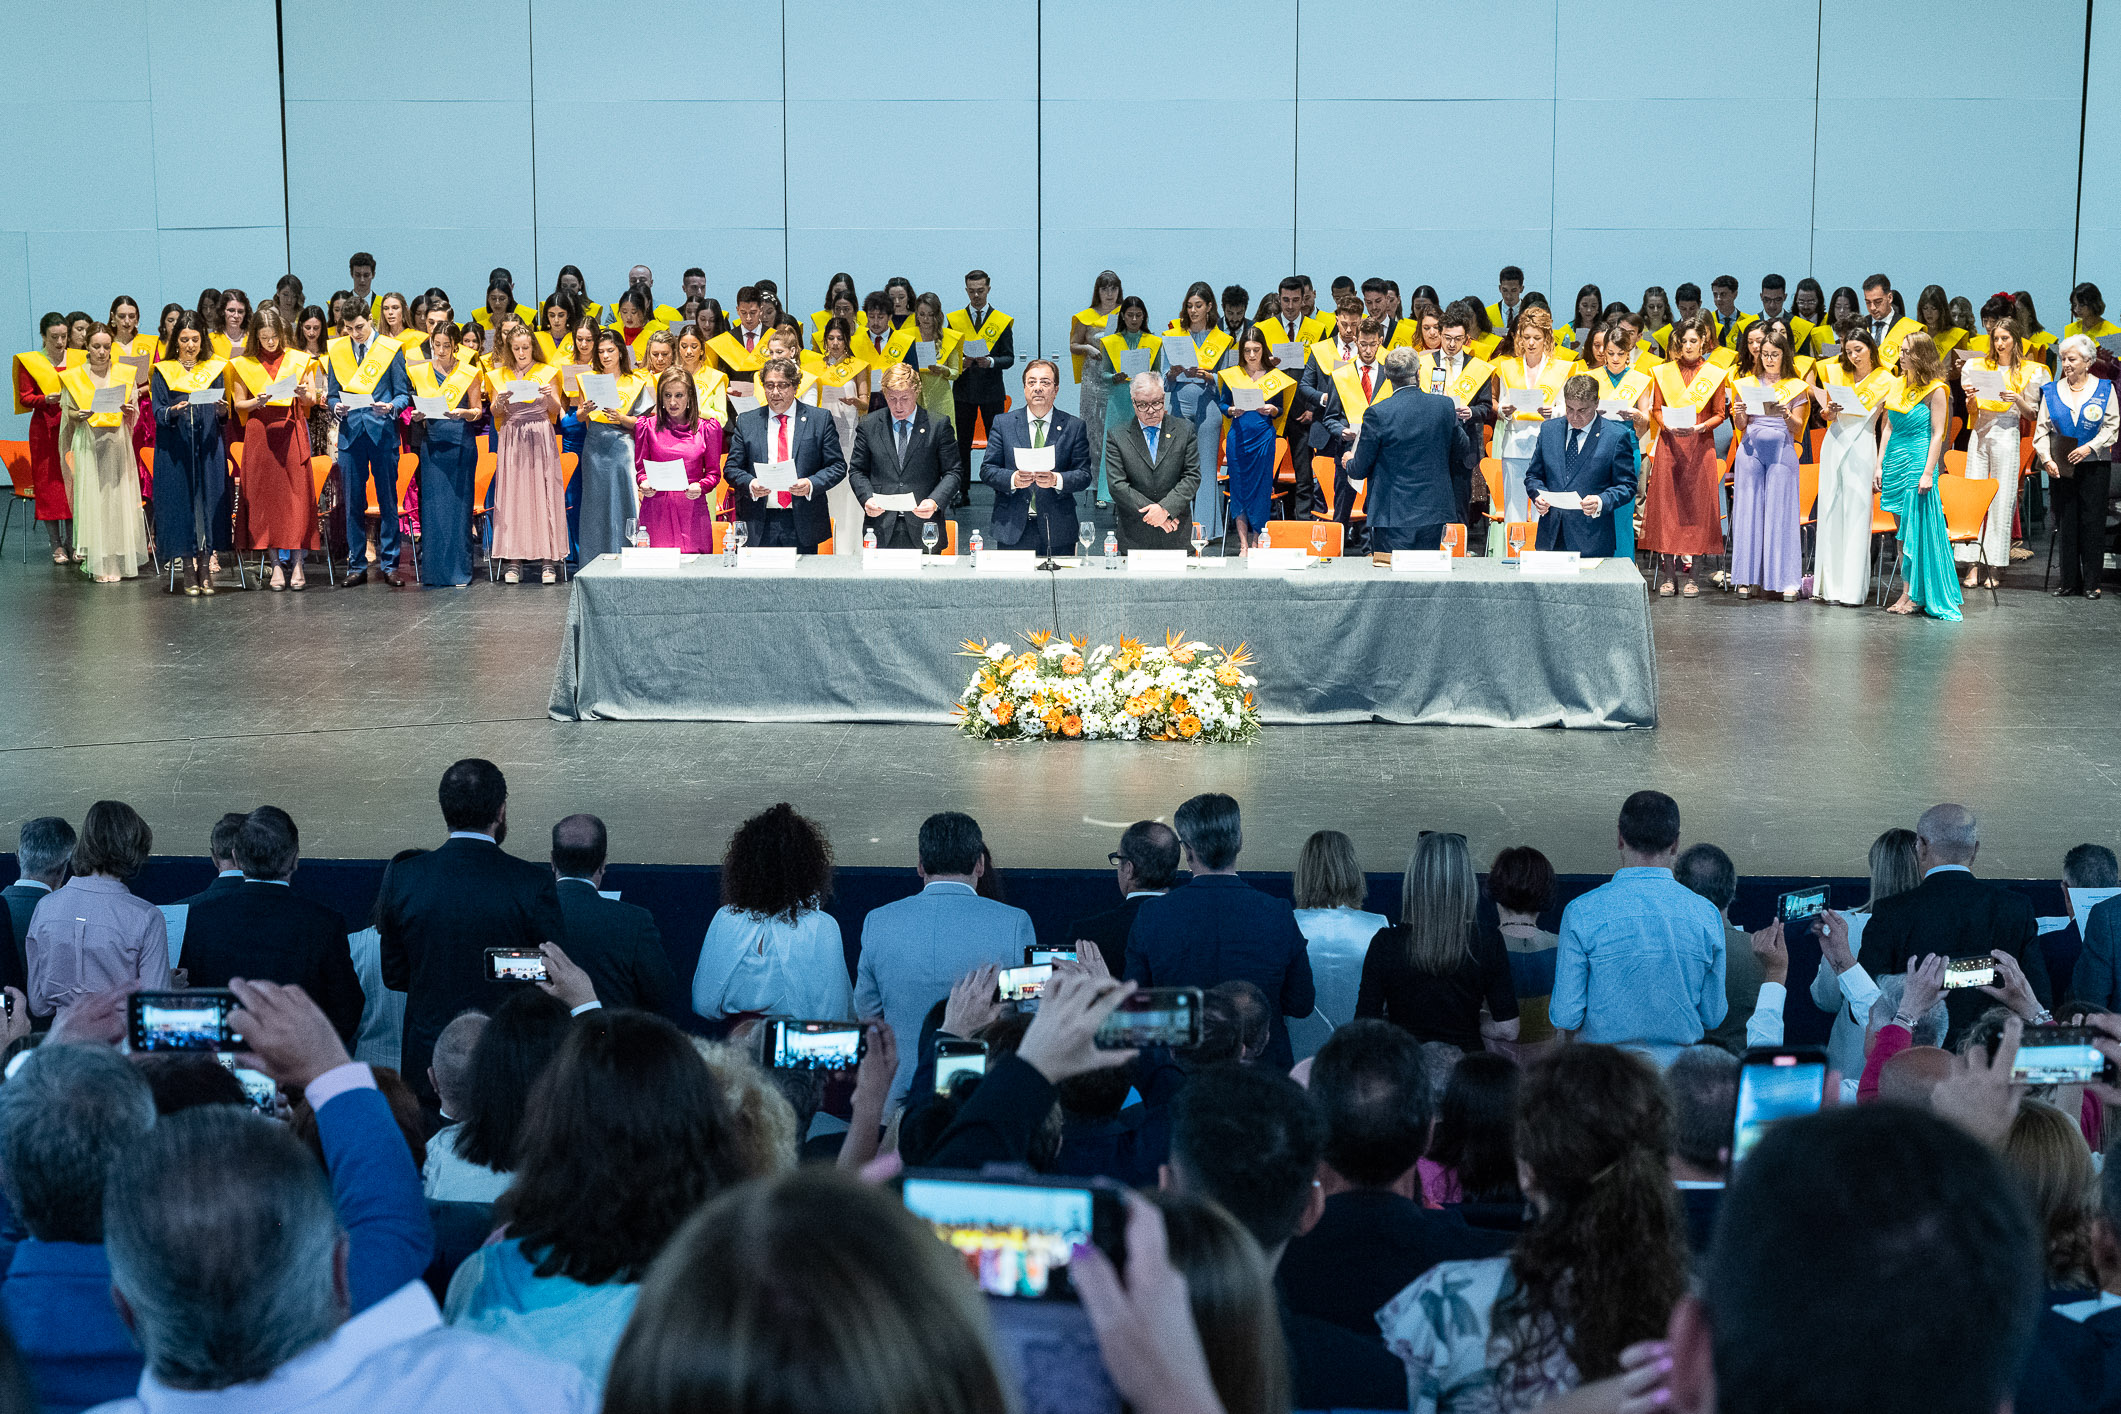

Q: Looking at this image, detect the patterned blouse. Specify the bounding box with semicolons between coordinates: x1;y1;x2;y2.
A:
1376;1256;1579;1414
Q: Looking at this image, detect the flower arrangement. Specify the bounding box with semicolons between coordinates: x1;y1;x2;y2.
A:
953;630;1261;742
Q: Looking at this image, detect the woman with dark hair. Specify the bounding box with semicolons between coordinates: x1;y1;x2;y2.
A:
1806;327;1889;607
151;302;184;360
211;287;253;363
1357;832;1519;1052
573;325;645;566
230;308;321;591
2015;289;2056;364
533;290;584;368
633;370;721;552
408;321;484;587
1380;1045;1689;1411
1217;324;1296;550
1098;294;1161;507
692;803;846;1024
1422;1051;1524;1212
272;274;305;329
554;264;601;325
452;989;573;1179
1826;284;1862;337
108;297;157;473
613;283;664;366
1792;277;1829;353
1556;284;1602;353
294;304;335;462
25;800;170;1017
1727;322;1809;600
1141;1191;1288;1414
59;323;147;582
1916;284;1963;358
194;288;224;343
1641;312;1730;596
151;311;230;595
14;312;75;562
813;272;858;341
1489;845;1559;1055
1636;286;1673;354
474;277;532;354
1070;270;1124;505
884;277;916;325
445;1010;746;1388
807;315;866;470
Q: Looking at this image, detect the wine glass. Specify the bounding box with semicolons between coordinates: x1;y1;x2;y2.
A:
1078;523;1096;563
1191;521;1208;559
729;522;747;559
1310;523;1328;559
921;521;940;556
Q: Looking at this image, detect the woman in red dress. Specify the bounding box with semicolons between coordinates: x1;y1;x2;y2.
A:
1640;312;1732;597
11;313;73;563
229;309;321;590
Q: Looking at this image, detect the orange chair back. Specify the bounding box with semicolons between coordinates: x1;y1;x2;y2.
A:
1936;473;1999;543
1311;455;1336;520
1;441;31;495
816;538;834;555
1798;462;1820;523
309;455;334;507
1440;523;1467;556
560;451;579;490
1478;457;1505;521
970;409;987;451
1869;493;1896;535
1941;448;1967;477
1262;520;1343;555
473;449;498;510
1271;438;1291;481
1806;426;1824;464
230;442;245;472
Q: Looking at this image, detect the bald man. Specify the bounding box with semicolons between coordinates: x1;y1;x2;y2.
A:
548;813;674;1014
1856;804;2048;1043
1876;1046;1955;1108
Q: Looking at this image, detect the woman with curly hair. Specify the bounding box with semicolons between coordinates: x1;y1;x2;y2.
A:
1379;1044;1689;1412
690;803;847;1024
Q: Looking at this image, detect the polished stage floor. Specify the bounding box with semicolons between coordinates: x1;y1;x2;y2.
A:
3;511;2117;880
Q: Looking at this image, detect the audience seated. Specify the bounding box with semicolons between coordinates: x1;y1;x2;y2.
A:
692;1040;800;1177
2003;1099;2100;1293
2020;1124;2121;1414
420;1012;500;1202
448;990;574;1196
25;801;170;1020
1127;794;1315;1069
1664;1044;1740;1256
1809;827;1920;1079
170;812;245;907
2;818;71;998
691;803;847;1026
130;1052;248;1115
1141;1189;1288;1414
1857;961;1954;1102
1209;980;1273;1063
179;806;365;1044
1357;830;1520;1052
1673;843;1760;1053
1488;844;1560;1061
1421;1050;1526;1222
546;814;674;1014
1069;819;1180;976
2071;840;2121;1009
346;849;419;1071
1287;829;1389;1060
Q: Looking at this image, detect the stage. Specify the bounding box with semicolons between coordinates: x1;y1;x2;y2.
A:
2;517;2119;880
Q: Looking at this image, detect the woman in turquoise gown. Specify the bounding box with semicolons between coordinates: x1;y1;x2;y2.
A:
1880;332;1960;621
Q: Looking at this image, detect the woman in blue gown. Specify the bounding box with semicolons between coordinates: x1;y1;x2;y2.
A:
408;321;484;587
1880;332;1960;621
1215;326;1296;548
149;314;228;592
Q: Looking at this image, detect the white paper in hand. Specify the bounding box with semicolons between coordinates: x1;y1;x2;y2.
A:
915;340;940;369
89;384;127;415
963;338;989;359
413;395;450;419
1542;490;1584;510
1740;386;1776;415
577;372;619;410
511;380;545;404
1501;385;1544;413
263;372;300;401
1661;403;1697;430
873;492;919;512
1016;446;1056;474
1962;367;2006;399
1596;397;1634;418
731;394;761;414
754;461;799;492
1119;348;1155;377
1232;386;1266;411
1270;341;1306;369
339;391;375;410
1164;336;1199;369
643;459;689;491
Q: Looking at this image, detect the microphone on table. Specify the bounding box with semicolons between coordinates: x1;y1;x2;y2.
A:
1034;458;1061;573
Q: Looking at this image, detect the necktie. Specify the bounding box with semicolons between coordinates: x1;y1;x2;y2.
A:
1361;364;1373;399
776;414;792;507
895;419;909;462
1145;425;1159;461
1032;417;1046;449
745;328;757;351
1569;427;1584;457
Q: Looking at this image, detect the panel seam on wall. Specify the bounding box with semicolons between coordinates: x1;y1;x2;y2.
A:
527;0;540;291
1291;0;1300;273
781;1;791;297
2075;0;2096;286
1036;0;1043;359
1806;0;1822;277
1547;0;1559;285
276;0;292;272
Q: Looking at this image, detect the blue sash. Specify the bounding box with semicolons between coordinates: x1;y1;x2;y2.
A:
2044;377;2112;443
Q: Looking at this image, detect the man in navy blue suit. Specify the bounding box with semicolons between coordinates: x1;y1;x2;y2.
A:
727;357;847;552
326;299;412;586
1124;793;1315;1069
982;358;1092;554
1343;348;1469;551
1525;373;1639;554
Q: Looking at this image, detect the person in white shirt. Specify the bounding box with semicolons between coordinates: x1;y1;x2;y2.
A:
691;804;850;1025
2;817;71;996
420;1011;506;1203
1287;830;1388;1061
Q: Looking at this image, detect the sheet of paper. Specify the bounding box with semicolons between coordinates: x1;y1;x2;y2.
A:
510;380;545;404
619;546;681;570
753;461;799;493
1500;385;1544;413
413;395;450;419
962;338;989;359
1119;348;1155;377
2038;916;2073;935
577;372;619;410
1271;342;1306;369
736;546;799;569
558;363;590;392
339;391;374;410
1016;446;1056;474
1542;490;1584;510
731;394;761;414
1961;367;2005;399
263;372;300;400
643;459;690;492
1519;549;1582;573
1831;388;1871;419
1164;336;1200;369
1246;547;1310;572
873;492;918;512
1390;550;1453;573
1232;386;1266;411
1596;397;1634;418
1661;403;1696;430
89;384;126;415
1126;549;1190;575
2100;334;2121;356
1739;386;1776;415
863;547;925;573
1817;341;1841;357
915;340;940;369
2070;887;2121;936
975;550;1039;574
119;353;153;382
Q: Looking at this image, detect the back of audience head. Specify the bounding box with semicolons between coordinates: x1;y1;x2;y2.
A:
1678;1105;2039;1414
131;1053;249;1116
105;1107;342;1391
1876;1046;1954;1107
1488;844;1555;922
1429;1051;1524;1203
1869;974;1947;1047
72;799;152;881
1913;802;1978;867
1174;792;1243;872
1056;1053;1136;1120
1498;1045;1687;1388
429;1011;487;1122
1400;830;1477;972
723;801;833;921
550;812;607;881
204;810;245;872
1168;1063;1325;1254
1208;980;1272;1062
1666;1045;1739;1180
290;1065;428;1170
0;1044;156;1242
604;1168;1011;1414
1617;789;1682;862
974;843;1007;903
1142;1190;1289;1414
1310;1019;1432;1188
917;811;984;881
2064;842;2120;890
501;1010;745;1286
1672;843;1736;915
1115;818;1181;893
1419;1041;1464;1111
455;989;574;1172
2002;1099;2098;1289
1865;826;1921;904
1293;829;1366;911
693;1039;800;1178
1180;988;1245;1066
233;806;299;882
438;757;508;837
16;816;75;886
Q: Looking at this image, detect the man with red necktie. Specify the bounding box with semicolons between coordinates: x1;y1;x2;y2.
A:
726;358;847;552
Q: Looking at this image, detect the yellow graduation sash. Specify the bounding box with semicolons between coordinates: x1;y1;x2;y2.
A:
12;351;61;412
947;307;1012;349
692;367;731;425
588;372;647;425
2026;328;2058;351
1738;376;1811;429
1100;332;1160;379
1631;350;1664;375
1877;317;1922;367
1785;316;1815;348
1444;356;1496;405
209;332;235;361
621;321;670;363
155;358;227;397
1219;368;1296;435
1071;306;1118;381
1307;338;1347;374
1598;367;1652;406
1383;319;1418;350
1707;347;1739;369
1654;360;1729;412
473;304;538;331
1298;312;1334;344
652;304;683;325
488;360;558;416
1887;376;1942;415
1930;327;1967;357
1495;356;1577;421
536;330;593;367
1160;327;1231;369
1467;333;1503;361
227;351;317;408
328;336;400;394
1647;323;1673;353
60;365;132;427
1819;365;1891;417
709;330;770;374
408;357;481;409
1329;362;1394;426
1968;358;2038;415
919;329;966;376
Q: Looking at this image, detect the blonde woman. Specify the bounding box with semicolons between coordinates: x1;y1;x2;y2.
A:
1355;831;1520;1052
909;293;963;432
1288;830;1390;1062
1880;332;1957;620
1727;323;1810;600
1954;294;2046;589
1488;306;1574;545
487;320;567;583
1806;328;1891;607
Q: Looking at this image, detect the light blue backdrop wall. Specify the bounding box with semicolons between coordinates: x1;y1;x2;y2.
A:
2;0;2103;435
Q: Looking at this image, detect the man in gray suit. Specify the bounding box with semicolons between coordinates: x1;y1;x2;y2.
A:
3;818;72;1000
853;811;1035;1108
1106;372;1201;550
848;364;961;550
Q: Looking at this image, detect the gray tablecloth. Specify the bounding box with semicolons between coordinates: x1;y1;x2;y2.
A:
549;554;1657;728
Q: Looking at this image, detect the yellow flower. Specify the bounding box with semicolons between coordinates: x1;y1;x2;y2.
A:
995;701;1015;725
1025;630;1054;648
1061;654;1085;676
1216;665;1241;687
1061;714;1082;738
1178;715;1203;738
1043;708;1064;734
1172;645;1197;665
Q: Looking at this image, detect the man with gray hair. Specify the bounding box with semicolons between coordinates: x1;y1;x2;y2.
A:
1344;345;1470;549
1852;956;1954;1105
1858;803;2047;1042
2068;843;2121;1009
173;812;248;907
422;1011;505;1202
4;816;73;996
1106;371;1200;550
1666;1044;1740;1257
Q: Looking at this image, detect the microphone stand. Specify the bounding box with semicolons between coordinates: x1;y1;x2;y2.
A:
1036;472;1061;572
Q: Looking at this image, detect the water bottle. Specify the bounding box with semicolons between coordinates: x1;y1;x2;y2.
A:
863;527;877;551
1103;531;1118;569
969;530;983;567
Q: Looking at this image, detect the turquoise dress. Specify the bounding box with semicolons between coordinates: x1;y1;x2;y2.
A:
1879;388;1961;621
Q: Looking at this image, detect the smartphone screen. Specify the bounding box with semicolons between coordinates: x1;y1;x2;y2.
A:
232;1066;278;1113
764;1020;865;1072
485;948;548;983
1094;987;1202;1049
934;1038;989;1096
2012;1028;2116;1085
1027;947;1079;967
1734;1050;1827;1163
1778;886;1828;923
899;1174;1111;1300
128;991;242;1053
997;965;1053;1003
1945;956;1997;990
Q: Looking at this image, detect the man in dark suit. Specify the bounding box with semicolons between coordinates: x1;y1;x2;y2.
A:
725;357;847;552
1430;302;1496;524
180;807;365;1045
848;364;960;550
1068;821;1181;976
174;813;248;907
1344;347;1470;551
983;359;1092;555
3;818;72;999
548;813;674;1014
1104;374;1200;551
1125;793;1315;1069
1857;803;2048;1041
325;302;414;587
1280;1022;1508;1341
1316;317;1391;552
1526;373;1639;554
379;759;568;1109
947;270;1015;467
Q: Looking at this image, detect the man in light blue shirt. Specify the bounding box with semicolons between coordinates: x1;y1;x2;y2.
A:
854;812;1035;1107
1549;791;1726;1067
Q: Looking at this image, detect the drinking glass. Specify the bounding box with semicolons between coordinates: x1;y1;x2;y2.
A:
623;518;638;550
1078;523;1096;562
1191;521;1208;558
1311;523;1328;558
729;522;747;555
922;521;940;556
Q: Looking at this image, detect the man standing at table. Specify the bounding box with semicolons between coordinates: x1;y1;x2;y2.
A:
1526;374;1638;554
850;364;960;550
984;358;1090;554
728;358;845;553
1344;348;1468;551
327;303;411;586
1107;373;1199;551
948;270;1014;453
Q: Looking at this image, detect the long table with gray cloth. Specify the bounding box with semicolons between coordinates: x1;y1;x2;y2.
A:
548;554;1657;728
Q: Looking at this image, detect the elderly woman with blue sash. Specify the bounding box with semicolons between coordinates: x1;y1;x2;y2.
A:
2035;334;2119;598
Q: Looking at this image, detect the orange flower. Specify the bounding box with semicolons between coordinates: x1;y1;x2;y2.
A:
1061;714;1083;737
1025;630;1054;648
1043;708;1064;734
1171;694;1191;715
1061;654;1085;675
1172;645;1196;665
1178;715;1203;738
995;701;1015;725
1216;665;1241;686
1243;692;1255;711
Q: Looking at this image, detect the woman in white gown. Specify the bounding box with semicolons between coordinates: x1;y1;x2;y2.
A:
60;324;148;582
1805;327;1889;607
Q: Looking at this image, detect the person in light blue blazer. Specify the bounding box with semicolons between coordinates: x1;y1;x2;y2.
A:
983;358;1092;553
1524;373;1639;555
853;812;1036;1107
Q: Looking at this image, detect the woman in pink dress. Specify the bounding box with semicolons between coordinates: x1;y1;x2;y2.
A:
632;370;723;551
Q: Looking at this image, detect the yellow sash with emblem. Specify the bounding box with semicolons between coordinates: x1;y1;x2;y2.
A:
1738;376;1811;432
1308;338;1346;374
1654;360;1728;417
60;365;133;428
587;372;647;425
1161;327;1232;371
710;330;771;375
473;304;538;332
947;307;1012;352
852;324;915;375
328;336;400;394
1598;367;1652;406
1100;332;1160;381
1442;356;1496;405
692;367;732;425
155;358;227;407
488;361;558;418
1329;362;1394;427
228;351;317;410
12;351;62;413
1071;306;1118;381
1219;368;1297;436
1877;317;1922;368
409;357;482;410
1931;327;1967;358
1887;376;1942;415
919;329;967;378
1496;355;1577;422
1968;358;2039;416
1467;332;1503;361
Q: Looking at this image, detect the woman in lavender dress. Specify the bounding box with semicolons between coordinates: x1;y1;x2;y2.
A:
1727;323;1808;599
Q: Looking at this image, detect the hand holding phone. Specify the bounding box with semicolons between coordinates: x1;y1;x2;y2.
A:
2011;1026;2119;1085
224;978;352;1091
129;990;243;1055
760;1019;866;1072
997;964;1053;1005
1944;955;1998;990
944;964;1003;1038
485;947;549;983
899;1171;1124;1301
1017;974;1139;1083
934;1036;988;1096
1777;886;1828;923
1094;988;1203;1049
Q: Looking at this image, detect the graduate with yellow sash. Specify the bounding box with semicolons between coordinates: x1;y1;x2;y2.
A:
574;325;650;565
1316;321;1395;551
1726;323;1811;599
1488;308;1578;538
803;328;868;481
906;298;964;433
1164;283;1235;541
325;305;411;585
1069;272;1125;502
58;326;145;583
1807;333;1893;606
149;312;230;591
1879;334;1958;620
1641;314;1731;594
14;314;75;558
1955;297;2048;587
947;273;1014;455
682;325;735;430
406;321;485;587
1216;325;1299;549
